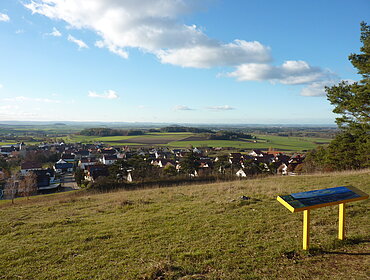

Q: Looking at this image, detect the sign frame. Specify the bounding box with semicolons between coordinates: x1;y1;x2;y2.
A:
277;186;368;250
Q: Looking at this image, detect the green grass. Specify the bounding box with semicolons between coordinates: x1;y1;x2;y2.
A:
65;133;331;151
0;142;17;145
0;170;369;279
167;135;330;151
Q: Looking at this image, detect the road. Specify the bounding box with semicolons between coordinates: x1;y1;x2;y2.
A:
61;173;80;191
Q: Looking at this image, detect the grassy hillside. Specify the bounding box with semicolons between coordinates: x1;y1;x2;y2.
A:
0;170;369;279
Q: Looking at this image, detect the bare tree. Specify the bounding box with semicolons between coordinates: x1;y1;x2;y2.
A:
4;175;20;204
19;172;38;199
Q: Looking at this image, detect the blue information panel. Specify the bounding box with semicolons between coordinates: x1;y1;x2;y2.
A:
277;186;368;212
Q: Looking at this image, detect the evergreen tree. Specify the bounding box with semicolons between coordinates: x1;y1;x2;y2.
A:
180;151;199;175
320;22;370;170
326;22;369;132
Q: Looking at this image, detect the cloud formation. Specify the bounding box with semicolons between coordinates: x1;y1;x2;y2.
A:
68;34;88;49
174;105;194;111
88;90;119;99
227;60;338;96
0;13;10;22
207;105;235;111
24;0;339;97
227;60;333;85
46;27;62;37
24;0;271;68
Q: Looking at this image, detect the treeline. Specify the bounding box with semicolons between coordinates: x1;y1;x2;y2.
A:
79;128;144;136
159;126;212;133
207;131;253;140
78;127;253;141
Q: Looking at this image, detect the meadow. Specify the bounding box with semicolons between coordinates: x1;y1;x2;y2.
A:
0;170;369;279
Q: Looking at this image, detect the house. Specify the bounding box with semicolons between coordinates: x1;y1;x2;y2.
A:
20;162;42;175
249;149;264;157
85;165;109;181
197;159;213;176
277;163;288;175
236;169;247;177
54;159;74;173
61;153;75;163
254;154;274;164
100;155;118;165
31;169;60;191
0;145;18;156
193;147;202;154
229;153;242;165
74;150;90;159
266;148;282;157
99;148;116;155
151;159;176;168
78;158;97;170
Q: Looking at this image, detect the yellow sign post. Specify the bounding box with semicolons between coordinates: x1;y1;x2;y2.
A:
277;186;368;250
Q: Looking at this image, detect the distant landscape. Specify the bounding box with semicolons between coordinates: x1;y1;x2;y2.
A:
0;123;335;152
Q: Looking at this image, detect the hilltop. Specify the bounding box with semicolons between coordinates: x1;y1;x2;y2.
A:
0;170;369;279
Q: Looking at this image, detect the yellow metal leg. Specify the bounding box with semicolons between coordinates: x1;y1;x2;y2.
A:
303;210;310;250
338;203;345;240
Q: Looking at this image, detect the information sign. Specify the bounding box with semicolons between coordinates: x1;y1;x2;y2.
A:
277;186;368;250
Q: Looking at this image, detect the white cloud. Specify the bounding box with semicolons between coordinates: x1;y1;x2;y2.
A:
0;84;3;89
227;60;332;85
95;40;128;59
0;13;10;22
158;40;271;68
46;27;62;37
300;79;356;97
68;34;88;49
24;0;271;68
88;90;119;99
300;81;332;97
174;105;194;111
207;105;235;111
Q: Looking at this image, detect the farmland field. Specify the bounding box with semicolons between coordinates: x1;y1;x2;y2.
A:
66;133;331;152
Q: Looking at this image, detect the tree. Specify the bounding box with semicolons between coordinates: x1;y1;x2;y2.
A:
74;167;85;186
180;151;199;176
4;175;20;204
326;22;370;132
214;155;231;174
163;165;178;177
316;22;370;170
19;172;38;199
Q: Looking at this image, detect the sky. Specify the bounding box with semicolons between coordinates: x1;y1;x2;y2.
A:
0;0;369;124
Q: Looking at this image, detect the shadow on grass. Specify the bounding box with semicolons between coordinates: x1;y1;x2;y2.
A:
307;238;370;256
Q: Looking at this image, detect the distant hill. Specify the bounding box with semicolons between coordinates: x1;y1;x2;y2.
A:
0;170;368;279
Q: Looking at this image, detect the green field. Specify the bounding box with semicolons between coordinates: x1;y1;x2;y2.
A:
1;131;332;152
66;133;331;152
0;170;369;279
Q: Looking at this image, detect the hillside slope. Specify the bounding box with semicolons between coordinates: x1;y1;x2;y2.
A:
0;170;369;279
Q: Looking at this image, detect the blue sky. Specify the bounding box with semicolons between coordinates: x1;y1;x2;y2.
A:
0;0;369;124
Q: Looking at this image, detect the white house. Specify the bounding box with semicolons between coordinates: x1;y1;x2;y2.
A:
236;169;247;177
100;155;118;165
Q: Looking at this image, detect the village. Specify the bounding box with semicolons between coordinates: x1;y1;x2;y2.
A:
0;141;305;198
